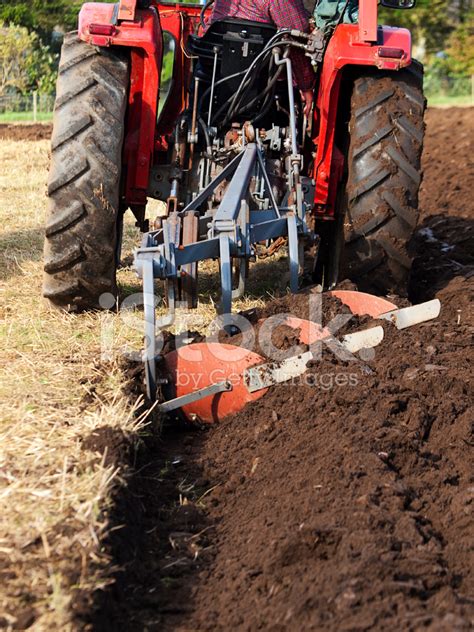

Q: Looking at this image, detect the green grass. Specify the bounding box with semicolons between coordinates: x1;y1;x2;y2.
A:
426;94;473;107
1;94;471;122
0;111;53;123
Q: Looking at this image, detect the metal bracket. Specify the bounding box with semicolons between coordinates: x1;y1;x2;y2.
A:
118;0;137;22
287;213;300;293
142;257;158;399
219;233;232;315
159;380;232;413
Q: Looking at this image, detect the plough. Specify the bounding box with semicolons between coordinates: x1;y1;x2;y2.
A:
42;0;431;422
147;290;441;423
134;137;315;400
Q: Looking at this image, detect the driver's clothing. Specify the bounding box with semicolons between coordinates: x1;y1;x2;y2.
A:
207;0;315;90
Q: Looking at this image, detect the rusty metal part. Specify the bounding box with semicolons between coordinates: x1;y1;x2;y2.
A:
243;121;256;143
179;211;199;308
187;77;200;181
258;236;287;259
224;128;240;149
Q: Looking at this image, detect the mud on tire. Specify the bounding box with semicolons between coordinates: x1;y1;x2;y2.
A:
43;32;129;310
342;62;425;296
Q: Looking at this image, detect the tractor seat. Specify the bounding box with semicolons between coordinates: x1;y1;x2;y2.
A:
188;19;277;122
188;18;277;61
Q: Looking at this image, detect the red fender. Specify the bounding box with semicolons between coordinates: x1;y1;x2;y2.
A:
78;2;203;211
79;3;163;208
312;23;412;218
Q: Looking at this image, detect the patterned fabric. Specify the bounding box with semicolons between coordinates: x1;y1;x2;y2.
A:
207;0;315;90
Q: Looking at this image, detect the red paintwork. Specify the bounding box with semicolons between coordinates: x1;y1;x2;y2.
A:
77;1;413;217
282;317;331;345
329;291;397;317
78;2;202;208
154;5;202;138
312;23;411;218
79;3;162;206
359;0;378;42
164;343;267;423
118;0;137;22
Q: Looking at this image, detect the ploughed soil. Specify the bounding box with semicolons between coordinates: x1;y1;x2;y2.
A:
80;108;473;631
0;122;52;141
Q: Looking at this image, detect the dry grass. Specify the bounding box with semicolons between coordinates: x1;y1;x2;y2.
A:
0;138;148;630
0;135;289;629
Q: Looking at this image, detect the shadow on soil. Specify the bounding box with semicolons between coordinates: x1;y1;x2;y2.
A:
409;213;474;302
78;389;213;631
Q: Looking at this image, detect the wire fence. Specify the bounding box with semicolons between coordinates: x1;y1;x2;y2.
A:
0;94;55;123
0;73;472;123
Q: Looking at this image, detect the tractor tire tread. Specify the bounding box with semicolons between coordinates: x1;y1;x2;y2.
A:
45;201;86;236
43;32;129;310
342;62;425;295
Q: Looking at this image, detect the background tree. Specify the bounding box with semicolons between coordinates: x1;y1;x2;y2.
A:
0;22;56;95
0;1;83;40
379;0;455;59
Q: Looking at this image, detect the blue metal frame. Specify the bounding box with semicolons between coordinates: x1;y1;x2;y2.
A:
134;141;312;399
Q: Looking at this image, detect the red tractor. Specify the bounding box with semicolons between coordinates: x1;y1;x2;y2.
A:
43;0;425;399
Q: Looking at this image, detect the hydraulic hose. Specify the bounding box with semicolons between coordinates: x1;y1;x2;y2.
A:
215;30;293;125
221;33;308;125
200;0;215;30
197;69;247;116
198;115;212;149
236;61;284;117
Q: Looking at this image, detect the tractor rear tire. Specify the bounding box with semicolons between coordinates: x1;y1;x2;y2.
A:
43;32;129;310
341;62;425;296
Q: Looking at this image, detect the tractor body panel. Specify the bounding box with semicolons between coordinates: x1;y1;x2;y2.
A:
77;2;412;220
78;3;204;213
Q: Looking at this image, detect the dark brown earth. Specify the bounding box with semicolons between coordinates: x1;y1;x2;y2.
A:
80;108;473;632
0;123;52;141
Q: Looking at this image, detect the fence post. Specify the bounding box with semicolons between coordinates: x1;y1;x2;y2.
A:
33;92;38;123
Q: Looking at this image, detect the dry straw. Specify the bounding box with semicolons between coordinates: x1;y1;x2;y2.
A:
0;132;280;629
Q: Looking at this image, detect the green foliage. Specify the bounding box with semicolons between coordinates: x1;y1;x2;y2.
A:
0;1;85;38
0;22;58;95
0;3;35;30
161;35;175;86
380;0;472;101
424;13;473;99
379;0;454;57
445;11;474;75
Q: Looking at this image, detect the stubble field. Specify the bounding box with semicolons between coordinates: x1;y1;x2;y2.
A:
0;107;472;630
